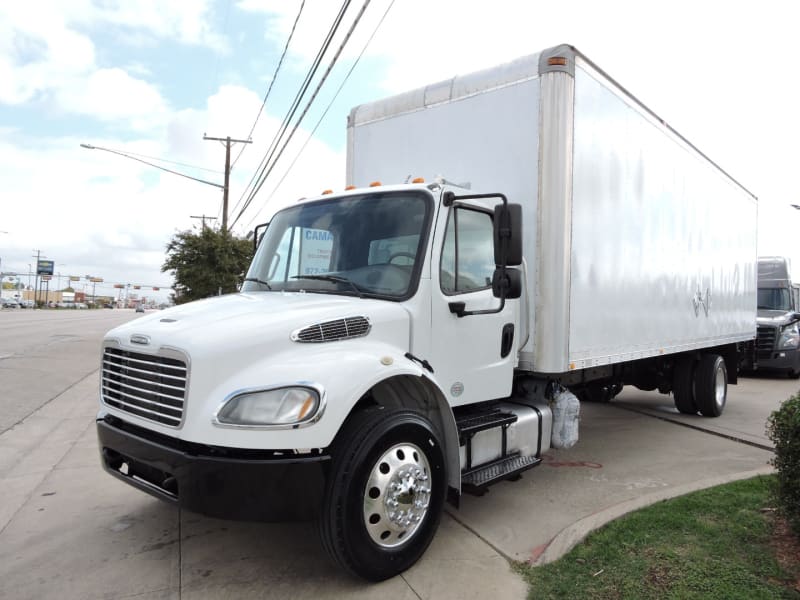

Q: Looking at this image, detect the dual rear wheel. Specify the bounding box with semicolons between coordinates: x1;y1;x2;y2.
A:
672;354;727;417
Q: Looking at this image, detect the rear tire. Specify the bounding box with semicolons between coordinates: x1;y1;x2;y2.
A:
319;408;446;581
695;354;727;417
672;357;697;415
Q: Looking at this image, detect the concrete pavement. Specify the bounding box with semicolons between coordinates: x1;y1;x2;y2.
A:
0;310;793;599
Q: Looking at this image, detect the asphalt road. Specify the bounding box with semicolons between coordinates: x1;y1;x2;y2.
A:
0;308;138;433
0;309;790;599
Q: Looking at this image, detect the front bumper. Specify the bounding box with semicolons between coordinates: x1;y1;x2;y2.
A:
754;348;800;374
97;415;328;521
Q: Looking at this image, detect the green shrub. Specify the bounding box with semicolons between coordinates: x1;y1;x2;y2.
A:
766;394;800;535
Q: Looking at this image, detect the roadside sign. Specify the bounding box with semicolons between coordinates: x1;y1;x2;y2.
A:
37;260;54;275
153;287;160;291
69;276;80;282
90;277;103;283
41;275;52;281
113;284;124;289
133;285;141;290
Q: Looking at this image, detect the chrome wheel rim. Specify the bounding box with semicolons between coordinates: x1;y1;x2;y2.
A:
715;363;726;409
363;442;431;549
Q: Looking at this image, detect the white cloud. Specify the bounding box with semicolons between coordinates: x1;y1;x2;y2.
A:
56;68;169;125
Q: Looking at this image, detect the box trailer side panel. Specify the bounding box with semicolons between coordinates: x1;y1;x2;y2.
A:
559;59;757;372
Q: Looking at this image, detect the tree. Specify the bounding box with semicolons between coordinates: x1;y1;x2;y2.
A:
162;227;253;304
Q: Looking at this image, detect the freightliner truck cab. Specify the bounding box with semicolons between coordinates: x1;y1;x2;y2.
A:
751;256;800;377
97;183;533;581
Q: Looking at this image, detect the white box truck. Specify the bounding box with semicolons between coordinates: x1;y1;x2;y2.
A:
96;44;757;580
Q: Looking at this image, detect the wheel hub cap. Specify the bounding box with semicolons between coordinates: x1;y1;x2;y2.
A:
363;442;431;548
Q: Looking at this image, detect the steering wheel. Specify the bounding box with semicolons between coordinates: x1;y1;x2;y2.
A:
386;252;416;264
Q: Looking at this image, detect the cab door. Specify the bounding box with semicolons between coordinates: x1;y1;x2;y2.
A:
428;200;519;406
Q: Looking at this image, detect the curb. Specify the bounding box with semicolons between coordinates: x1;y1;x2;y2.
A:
531;465;776;566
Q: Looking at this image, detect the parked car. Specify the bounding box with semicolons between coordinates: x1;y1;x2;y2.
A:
0;298;20;309
19;299;34;309
135;304;145;313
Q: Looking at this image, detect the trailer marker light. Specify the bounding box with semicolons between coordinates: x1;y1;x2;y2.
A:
548;57;568;66
322;189;333;195
345;185;356;190
369;181;382;187
569;362;576;370
412;177;425;183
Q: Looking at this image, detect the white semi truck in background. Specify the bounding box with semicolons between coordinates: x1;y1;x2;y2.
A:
96;44;757;580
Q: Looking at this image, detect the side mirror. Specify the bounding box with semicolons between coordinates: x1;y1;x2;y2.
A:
492;267;522;299
494;203;522;267
253;221;270;253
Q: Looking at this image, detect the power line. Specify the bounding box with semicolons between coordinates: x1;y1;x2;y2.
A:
80;144;224;189
233;0;372;228
229;0;307;172
230;0;352;223
244;0;395;229
109;149;222;174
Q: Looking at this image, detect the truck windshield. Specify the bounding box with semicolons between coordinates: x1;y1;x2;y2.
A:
757;288;792;311
243;191;432;299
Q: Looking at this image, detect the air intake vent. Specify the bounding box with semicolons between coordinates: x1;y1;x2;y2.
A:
101;347;188;427
292;316;371;343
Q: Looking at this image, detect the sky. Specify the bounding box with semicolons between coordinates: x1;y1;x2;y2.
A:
1;0;800;303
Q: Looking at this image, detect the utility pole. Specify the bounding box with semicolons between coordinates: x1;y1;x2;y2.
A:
32;249;42;307
203;135;252;232
190;215;218;230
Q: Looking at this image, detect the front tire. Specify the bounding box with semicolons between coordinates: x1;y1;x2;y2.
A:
695;354;727;417
319;408;447;581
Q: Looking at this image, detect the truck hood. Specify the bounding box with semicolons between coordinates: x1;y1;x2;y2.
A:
105;292;411;355
756;309;798;327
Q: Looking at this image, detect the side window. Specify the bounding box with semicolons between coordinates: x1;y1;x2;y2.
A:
440;208;495;294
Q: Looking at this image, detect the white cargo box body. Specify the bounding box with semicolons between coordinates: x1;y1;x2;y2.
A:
347;44;757;374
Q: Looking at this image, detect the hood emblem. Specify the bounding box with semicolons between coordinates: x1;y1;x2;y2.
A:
130;334;151;346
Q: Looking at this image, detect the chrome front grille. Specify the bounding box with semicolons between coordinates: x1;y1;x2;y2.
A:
756;326;777;358
101;347;188;427
291;316;371;343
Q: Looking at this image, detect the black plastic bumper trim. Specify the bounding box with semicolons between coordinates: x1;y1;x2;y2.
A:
97;417;328;522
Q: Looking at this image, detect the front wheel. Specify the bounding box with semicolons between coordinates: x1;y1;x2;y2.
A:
319;408;447;581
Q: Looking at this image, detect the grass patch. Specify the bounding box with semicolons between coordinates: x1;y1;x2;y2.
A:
517;476;799;599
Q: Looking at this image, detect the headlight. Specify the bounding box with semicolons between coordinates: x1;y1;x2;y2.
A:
215;386;322;427
779;323;800;349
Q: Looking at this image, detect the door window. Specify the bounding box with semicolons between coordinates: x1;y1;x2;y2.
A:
440;208;495;294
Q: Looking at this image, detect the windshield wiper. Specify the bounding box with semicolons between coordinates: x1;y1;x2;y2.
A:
244;277;272;290
291;274;363;298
